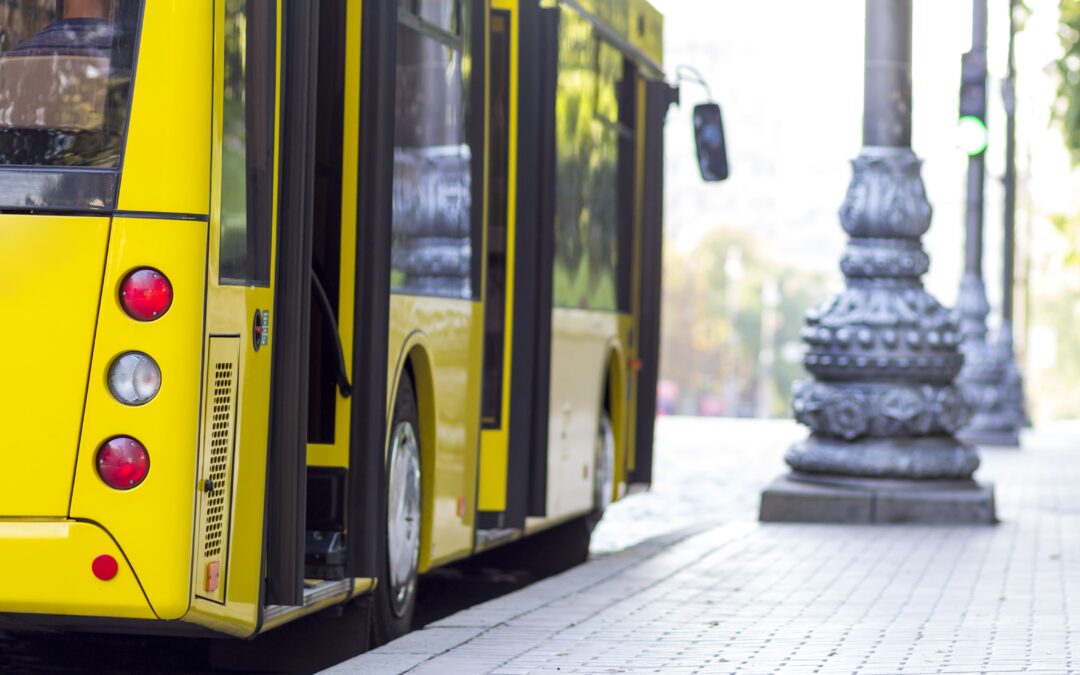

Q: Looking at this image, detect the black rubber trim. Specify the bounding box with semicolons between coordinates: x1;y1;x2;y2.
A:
266;0;318;607
503;0;537;529
629;80;671;487
113;210;209;221
344;0;395;580
616;58;638;314
525;6;560;518
0;613;222;637
467;0;486;300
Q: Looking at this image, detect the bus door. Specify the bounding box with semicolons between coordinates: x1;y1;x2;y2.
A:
627;78;673;487
193;0;288;616
264;0;392;607
476;2;518;542
476;1;559;539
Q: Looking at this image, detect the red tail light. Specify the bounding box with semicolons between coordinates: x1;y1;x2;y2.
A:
96;436;150;490
120;268;172;321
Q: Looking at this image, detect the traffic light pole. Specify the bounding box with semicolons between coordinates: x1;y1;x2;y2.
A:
760;0;994;524
955;0;1023;447
997;0;1030;433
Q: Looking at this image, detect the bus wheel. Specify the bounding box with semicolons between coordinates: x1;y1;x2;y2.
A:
587;409;616;530
373;374;422;645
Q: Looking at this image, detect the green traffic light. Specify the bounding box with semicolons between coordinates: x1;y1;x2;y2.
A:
957;115;989;156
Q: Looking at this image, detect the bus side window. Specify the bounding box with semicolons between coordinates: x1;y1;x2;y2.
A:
219;0;276;286
552;12;623;312
390;0;473;299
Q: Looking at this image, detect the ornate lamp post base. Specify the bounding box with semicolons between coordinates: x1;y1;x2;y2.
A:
955;328;1026;447
759;2;995;525
760;472;996;524
786;434;980;480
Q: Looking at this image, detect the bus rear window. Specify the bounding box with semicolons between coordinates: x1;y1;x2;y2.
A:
0;0;140;168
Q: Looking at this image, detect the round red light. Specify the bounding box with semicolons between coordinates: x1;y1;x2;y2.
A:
92;554;119;581
120;268;172;321
96;436;150;490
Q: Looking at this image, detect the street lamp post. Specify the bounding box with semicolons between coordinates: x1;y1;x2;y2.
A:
955;0;1024;447
760;0;995;524
997;0;1030;434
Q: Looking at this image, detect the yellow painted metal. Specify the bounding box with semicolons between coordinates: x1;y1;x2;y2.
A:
387;296;484;571
627;0;663;65
69;217;209;621
478;0;519;513
307;0;362;472
0;520;155;619
181;0;283;638
193;337;241;605
560;0;663;68
117;1;212;216
0;215;109;517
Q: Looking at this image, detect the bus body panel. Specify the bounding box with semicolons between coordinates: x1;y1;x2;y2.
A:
117;0;212;217
0;521;154;619
0;215;109;517
70;216;209;621
387;295;484;572
545;308;619;519
180;0;282;635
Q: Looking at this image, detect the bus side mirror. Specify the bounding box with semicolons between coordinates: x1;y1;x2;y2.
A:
693;102;729;182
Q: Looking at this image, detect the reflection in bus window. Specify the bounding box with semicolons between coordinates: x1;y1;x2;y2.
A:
391;2;472;299
398;0;457;33
553;8;620;311
0;0;138;167
219;0;275;285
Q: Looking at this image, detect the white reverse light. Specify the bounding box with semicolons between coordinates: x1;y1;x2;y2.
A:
108;352;162;405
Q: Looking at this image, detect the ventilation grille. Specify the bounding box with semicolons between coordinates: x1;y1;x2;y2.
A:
204;361;234;559
195;337;240;604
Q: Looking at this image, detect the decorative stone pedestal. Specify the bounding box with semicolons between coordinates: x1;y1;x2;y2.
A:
757;0;996;526
760;472;996;524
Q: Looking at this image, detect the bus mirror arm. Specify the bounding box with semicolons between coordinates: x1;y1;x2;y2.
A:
310;269;352;399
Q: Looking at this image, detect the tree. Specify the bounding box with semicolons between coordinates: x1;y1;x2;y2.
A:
1054;1;1080;162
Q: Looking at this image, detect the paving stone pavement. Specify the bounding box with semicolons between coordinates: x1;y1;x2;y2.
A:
325;418;1080;674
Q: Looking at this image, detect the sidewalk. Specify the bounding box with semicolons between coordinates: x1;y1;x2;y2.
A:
326;420;1080;674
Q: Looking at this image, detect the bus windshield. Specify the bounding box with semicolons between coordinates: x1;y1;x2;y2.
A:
0;0;139;168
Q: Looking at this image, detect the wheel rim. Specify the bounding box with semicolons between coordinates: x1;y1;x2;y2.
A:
595;414;615;512
387;420;421;618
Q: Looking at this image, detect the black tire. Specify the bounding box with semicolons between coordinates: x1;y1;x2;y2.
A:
372;373;421;646
585;408;616;532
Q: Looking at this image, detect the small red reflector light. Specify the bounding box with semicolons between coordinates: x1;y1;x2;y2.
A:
120;268;173;321
206;561;220;593
96;436;150;490
92;554;118;581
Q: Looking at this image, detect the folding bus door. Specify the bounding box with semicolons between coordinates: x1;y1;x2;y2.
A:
627;79;673;488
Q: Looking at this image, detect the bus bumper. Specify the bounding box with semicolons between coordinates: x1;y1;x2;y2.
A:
0;520;155;620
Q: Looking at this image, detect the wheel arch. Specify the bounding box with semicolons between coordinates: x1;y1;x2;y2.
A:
602;339;629;505
389;340;438;574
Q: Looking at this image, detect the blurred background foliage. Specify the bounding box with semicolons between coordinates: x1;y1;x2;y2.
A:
658;229;829;418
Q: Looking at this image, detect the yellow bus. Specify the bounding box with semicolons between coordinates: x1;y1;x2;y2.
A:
0;0;723;643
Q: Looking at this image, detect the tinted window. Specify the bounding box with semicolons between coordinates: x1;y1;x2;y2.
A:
391;1;473;298
553;9;622;311
219;0;276;285
0;0;139;168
